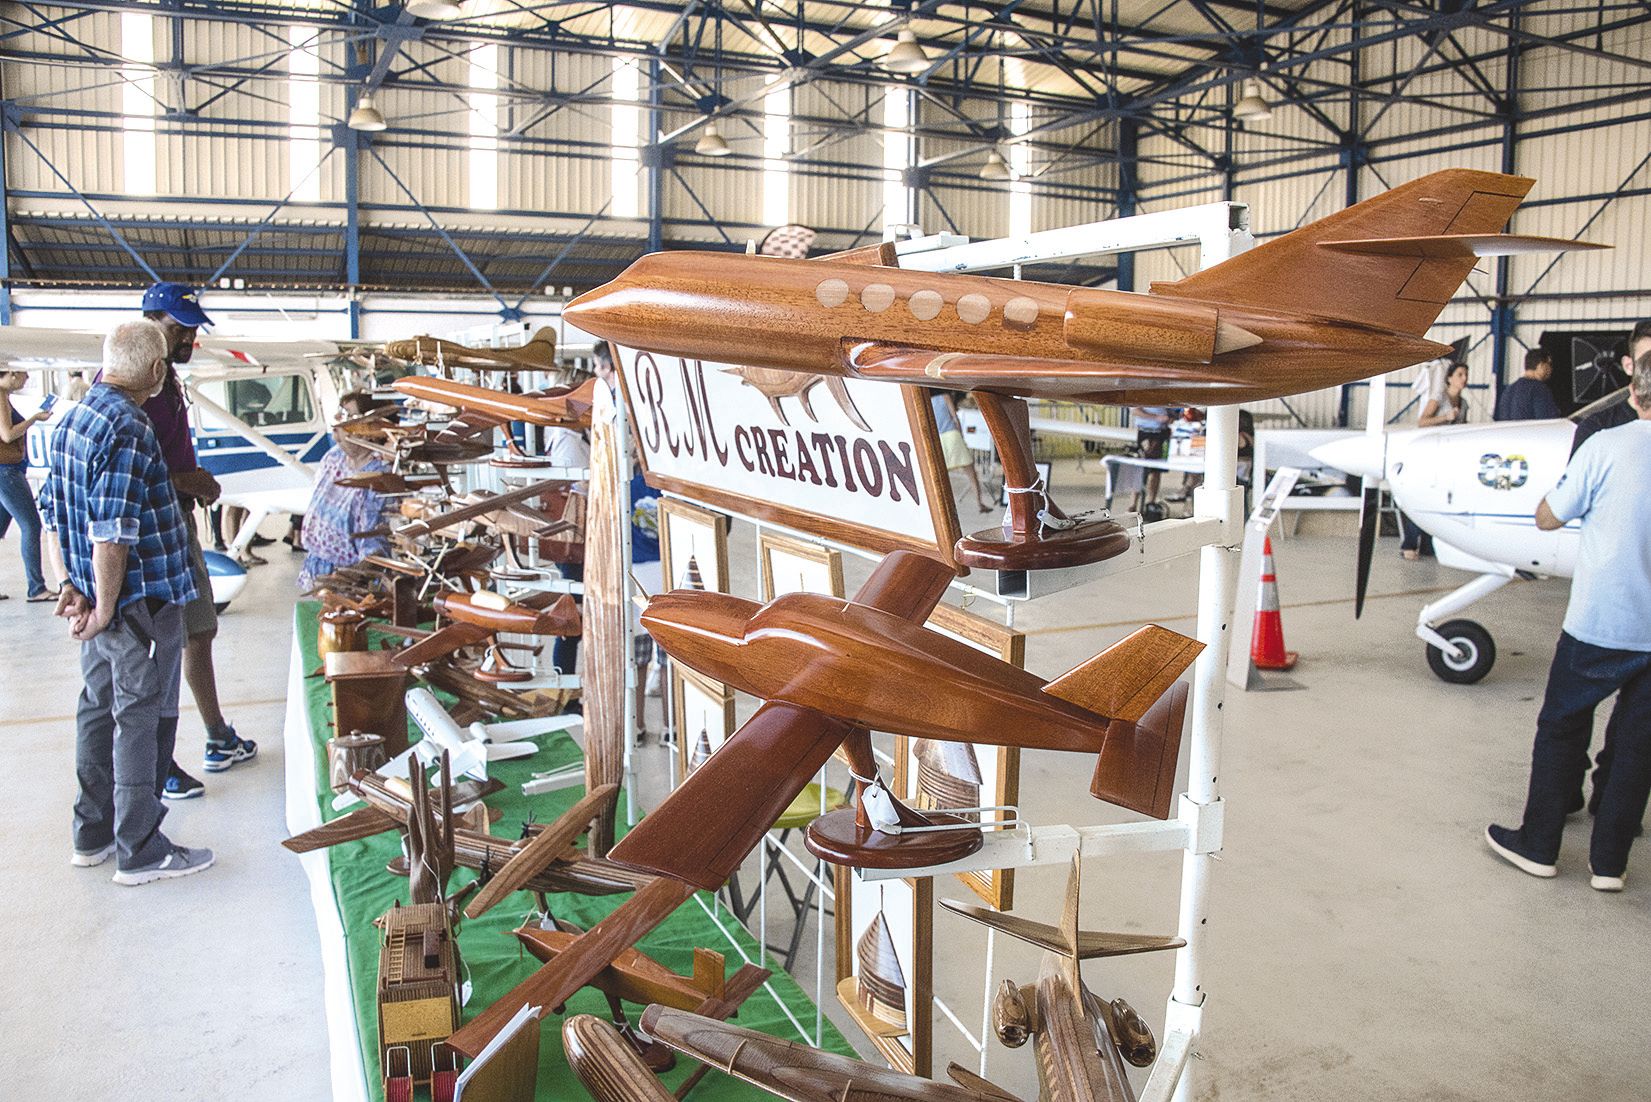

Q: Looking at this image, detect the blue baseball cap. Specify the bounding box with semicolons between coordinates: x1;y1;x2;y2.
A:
142;282;213;328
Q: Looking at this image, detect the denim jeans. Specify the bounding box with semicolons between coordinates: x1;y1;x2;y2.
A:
0;463;46;596
1517;631;1651;876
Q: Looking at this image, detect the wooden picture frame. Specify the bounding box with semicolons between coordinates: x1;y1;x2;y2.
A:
671;666;736;785
891;602;1024;911
832;869;933;1077
611;342;963;572
659;497;730;595
757;531;846;601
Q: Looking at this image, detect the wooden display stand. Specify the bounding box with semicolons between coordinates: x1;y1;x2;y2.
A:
326;649;410;755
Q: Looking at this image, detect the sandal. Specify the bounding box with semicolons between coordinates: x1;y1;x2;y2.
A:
26;589;60;603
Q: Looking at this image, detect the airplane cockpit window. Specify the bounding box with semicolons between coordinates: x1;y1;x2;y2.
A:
195;374;316;431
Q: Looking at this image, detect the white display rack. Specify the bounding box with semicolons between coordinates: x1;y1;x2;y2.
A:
640;203;1252;1099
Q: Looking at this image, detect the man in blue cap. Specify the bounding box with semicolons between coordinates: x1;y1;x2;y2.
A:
140;283;257;799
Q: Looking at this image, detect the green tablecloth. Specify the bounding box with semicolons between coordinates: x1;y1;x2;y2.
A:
293;600;853;1099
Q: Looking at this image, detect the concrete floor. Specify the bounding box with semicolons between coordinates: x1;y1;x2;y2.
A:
3;458;1646;1099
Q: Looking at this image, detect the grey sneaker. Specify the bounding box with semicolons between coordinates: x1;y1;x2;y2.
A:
112;845;215;886
70;841;116;868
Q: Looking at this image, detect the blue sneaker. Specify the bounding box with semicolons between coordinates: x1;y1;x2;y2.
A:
203;727;257;773
164;764;205;800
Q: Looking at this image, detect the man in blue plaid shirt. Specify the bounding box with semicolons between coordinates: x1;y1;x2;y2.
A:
39;320;214;885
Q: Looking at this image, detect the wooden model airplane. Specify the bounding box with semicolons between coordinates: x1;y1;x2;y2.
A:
565;857;1179;1102
515;918;769;1073
393;588;581;682
615;548;1200;881
396;375;598;431
283;772;647;905
385;326;558;373
393;477;574;542
564;170;1603;571
440;550;1195;1060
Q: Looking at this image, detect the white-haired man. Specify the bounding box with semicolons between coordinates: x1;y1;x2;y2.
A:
1488;350;1651;892
39;320;213;885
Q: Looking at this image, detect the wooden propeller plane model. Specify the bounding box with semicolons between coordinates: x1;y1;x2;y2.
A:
393;588;581;683
563;856;1178;1102
615;548;1201;880
385;326;558;374
514;918;770;1073
283;772;646;905
395;375;599;432
439;549;1196;1060
564;170;1603;571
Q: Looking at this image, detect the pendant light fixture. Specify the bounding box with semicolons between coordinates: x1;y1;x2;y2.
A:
695;121;732;156
979;149;1011;181
881;28;930;74
347;92;388;131
1233;78;1272;121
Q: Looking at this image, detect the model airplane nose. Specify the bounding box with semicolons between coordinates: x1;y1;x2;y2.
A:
639;591;762;660
1311;434;1387;482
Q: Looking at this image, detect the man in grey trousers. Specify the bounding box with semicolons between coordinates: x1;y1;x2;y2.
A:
39;320;213;885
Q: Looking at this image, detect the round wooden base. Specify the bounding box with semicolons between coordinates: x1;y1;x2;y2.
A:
955;516;1133;572
803;807;983;870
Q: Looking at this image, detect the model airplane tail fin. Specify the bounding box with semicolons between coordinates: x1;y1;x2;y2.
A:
1091;681;1190;820
1042;625;1203;724
522;326;557;367
1152;169;1535;336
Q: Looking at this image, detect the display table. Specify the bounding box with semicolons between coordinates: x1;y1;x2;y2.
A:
285;601;853;1101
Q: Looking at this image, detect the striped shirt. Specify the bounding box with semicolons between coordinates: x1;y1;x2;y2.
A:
37;383;197;609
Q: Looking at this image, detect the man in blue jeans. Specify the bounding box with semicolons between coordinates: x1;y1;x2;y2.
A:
1487;351;1651;892
39;321;214;885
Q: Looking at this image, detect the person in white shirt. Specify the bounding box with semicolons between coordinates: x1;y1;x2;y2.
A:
1486;352;1651;892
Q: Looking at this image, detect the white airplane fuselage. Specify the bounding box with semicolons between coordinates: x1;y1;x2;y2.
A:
1314;418;1580;577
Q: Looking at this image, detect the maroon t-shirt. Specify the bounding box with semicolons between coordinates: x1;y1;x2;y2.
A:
142;366;198;475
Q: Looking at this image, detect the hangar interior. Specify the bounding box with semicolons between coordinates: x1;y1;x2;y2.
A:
1;2;1646;1101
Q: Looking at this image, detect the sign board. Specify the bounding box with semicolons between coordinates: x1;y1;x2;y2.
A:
612;344;962;568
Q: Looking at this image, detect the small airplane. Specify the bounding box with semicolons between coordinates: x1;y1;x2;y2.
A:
1310;415;1583;683
2;328;359;559
350;686;580;787
574;857;1181;1102
283;772;647;907
619;548;1201;883
384;326;558;373
395;374;599;431
564;169;1602;572
514;918;770;1073
941;855;1183;1102
392;588;582;682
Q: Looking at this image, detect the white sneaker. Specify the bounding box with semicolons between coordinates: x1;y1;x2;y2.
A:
70;841;116;868
112;845;215;886
1591;872;1626;892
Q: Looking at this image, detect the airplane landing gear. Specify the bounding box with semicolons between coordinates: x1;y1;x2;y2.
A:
1425;619;1496;684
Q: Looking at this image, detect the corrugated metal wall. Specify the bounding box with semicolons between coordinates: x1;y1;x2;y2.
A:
5;2;1646;406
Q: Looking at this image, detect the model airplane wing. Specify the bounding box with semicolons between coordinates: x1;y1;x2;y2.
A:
944;1065;1024;1102
640;1006;1013;1102
940;897;1184;961
281;805;398;853
393;620;493;668
464;783;619;919
1317;233;1607;258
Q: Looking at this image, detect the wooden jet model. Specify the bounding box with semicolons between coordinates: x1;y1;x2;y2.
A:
566;856;1181;1102
284;772;647;905
385;326;558;373
441;550;1196;1059
564;170;1603;571
393;588;581;683
515;919;770;1073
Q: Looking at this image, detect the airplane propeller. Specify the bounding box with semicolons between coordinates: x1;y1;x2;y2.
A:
464;783;619;919
1355;483;1382;619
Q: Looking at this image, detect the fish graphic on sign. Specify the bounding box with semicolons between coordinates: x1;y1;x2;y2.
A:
722;366;872;432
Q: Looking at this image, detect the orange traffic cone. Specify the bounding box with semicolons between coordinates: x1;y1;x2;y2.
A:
1251;536;1298;671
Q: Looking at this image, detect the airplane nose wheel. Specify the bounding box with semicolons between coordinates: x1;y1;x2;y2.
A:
1425;619;1496;684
